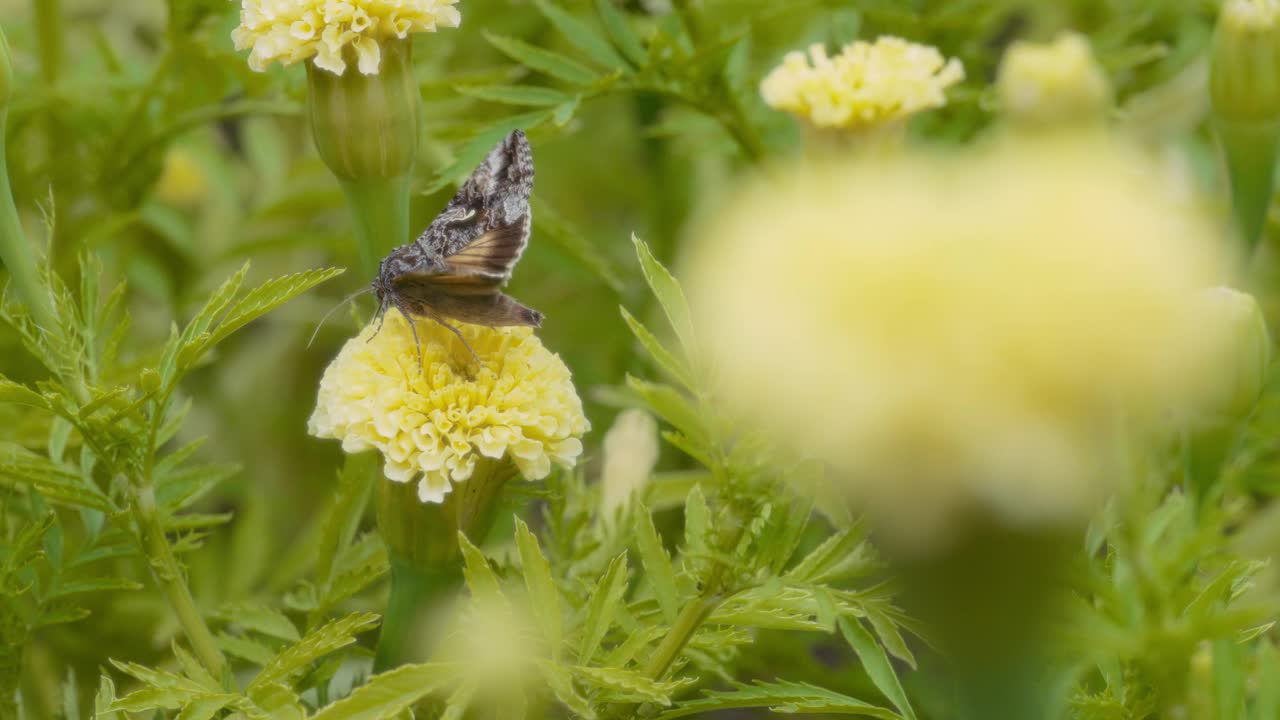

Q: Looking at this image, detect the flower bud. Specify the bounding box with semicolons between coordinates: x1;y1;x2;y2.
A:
1185;287;1271;423
1210;0;1280;250
306;37;419;181
996;32;1112;129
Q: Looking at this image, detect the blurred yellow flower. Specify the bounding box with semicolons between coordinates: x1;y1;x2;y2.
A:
308;312;588;503
155;147;208;208
760;37;964;130
997;32;1112;127
600;409;659;522
232;0;461;75
688;135;1232;550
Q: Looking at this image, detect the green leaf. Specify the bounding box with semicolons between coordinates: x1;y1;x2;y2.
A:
203;267;345;350
534;0;627;69
516;517;563;661
459;532;506;604
172;642;220;691
632;235;696;359
245;682;306;720
786;528;868;585
571;665;673;706
217;632;276;666
656;680;903;719
626;376;706;448
578;552;629;666
553;95;583;126
44;576;143;599
175;695;237;720
838;617;916;720
93;675;122;720
620;307;693;389
0;443;110;511
218;602;300;642
456;84;574;107
540;661;597;720
595;0;646;67
310;663;458;720
313;453;376;614
682;485;710;570
634;503;679;625
484;31;597;85
249;612;380;691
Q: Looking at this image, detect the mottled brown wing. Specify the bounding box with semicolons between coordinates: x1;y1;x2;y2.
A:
392;223;529;299
442;222;530;279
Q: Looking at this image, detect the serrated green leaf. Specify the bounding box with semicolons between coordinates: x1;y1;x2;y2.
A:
626;376;705;448
93;675;122;720
314;453;376;616
310;663;458;720
217;632;276;666
516;517;563;661
540;661;597;719
172;642;220;691
106;660;209;710
864;606;916;669
632;235;696;359
219;602;300;642
578;552;629;666
249;612;379;691
634;504;679;625
682;485;710;568
325;544;389;609
656;680;902;719
441;680;477;720
245;682;306;720
484;31;597;84
459;532;506;605
45;576;142;600
838;617;916;720
572;665;672;706
620;307;693;389
595;0;646;66
0;444;110;510
786;528;867;584
534;0;627;69
175;695;237;720
204;267;344;350
457;84;574;106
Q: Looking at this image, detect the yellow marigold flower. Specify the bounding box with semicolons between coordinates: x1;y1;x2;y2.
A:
687;134;1231;551
308;312;588;503
997;32;1112;127
760;37;964;130
232;0;461;75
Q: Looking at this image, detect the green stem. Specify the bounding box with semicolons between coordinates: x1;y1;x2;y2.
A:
340;175;412;279
33;0;62;85
373;553;461;673
132;485;228;681
639;592;720;679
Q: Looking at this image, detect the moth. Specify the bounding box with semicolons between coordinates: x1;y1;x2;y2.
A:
371;130;542;363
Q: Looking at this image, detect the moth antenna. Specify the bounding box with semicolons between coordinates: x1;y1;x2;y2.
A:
308;287;372;349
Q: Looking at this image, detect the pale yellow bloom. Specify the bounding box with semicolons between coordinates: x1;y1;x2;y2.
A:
232;0;461;75
997;32;1112;126
600;409;659;521
760;37;964;130
688;134;1233;551
308;312;588;503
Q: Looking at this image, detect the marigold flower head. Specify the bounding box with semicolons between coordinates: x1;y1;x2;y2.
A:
232;0;461;75
760;37;964;130
688;134;1232;551
308;312;588;503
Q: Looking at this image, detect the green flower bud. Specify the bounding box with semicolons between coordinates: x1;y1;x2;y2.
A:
1210;0;1280;251
306;37;419;182
996;32;1112;129
1187;287;1272;422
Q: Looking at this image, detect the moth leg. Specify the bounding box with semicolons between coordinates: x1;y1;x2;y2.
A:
393;304;426;371
427;315;483;367
367;301;390;343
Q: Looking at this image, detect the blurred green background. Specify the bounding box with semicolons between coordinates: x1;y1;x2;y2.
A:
0;0;1237;714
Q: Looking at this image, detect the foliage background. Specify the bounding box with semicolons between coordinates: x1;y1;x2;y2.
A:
3;0;1278;718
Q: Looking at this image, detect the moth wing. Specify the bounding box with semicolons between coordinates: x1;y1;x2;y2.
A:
391;223;528;300
442;221;530;279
